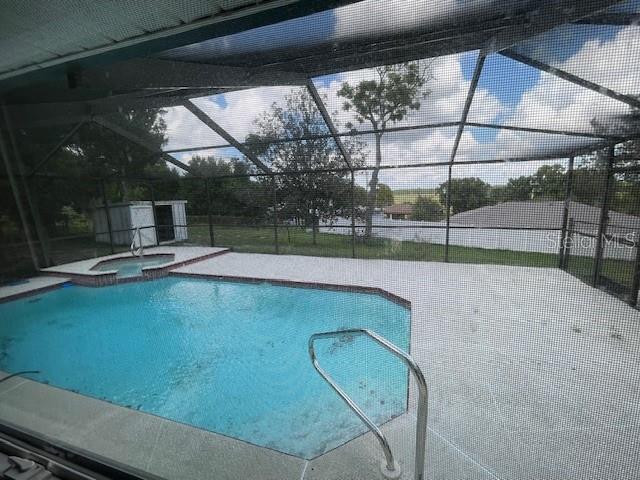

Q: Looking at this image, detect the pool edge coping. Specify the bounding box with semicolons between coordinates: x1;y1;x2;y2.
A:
168;271;412;309
40;248;231;287
0;278;70;304
0;371;307;479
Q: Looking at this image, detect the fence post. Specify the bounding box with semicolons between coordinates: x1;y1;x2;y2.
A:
351;170;356;259
593;146;615;287
559;156;574;269
565;217;574;271
100;179;115;254
205;178;215;247
444;165;453;262
149;182;160;246
272;176;279;254
631;240;640;308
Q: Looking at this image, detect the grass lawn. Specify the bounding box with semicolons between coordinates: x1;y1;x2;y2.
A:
190;225;560;265
4;226;633;300
187;225;636;289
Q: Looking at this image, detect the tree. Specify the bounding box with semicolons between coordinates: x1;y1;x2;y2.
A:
376;183;394;207
338;61;433;238
411;195;443;221
531;164;566;200
590;102;640;214
71;109;170;200
486;163;567;205
178;156;265;219
246;89;364;244
502;176;534;202
438;177;491;214
6;108;172;238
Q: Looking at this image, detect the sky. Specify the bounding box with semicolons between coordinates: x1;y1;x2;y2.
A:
161;0;640;189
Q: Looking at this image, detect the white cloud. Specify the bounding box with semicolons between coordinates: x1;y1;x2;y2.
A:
161;23;640;188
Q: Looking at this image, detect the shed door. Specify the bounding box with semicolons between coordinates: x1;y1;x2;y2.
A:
155;205;175;242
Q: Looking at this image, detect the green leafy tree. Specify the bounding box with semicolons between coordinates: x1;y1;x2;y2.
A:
1;108;171;242
532;164;566;200
179;155;266;219
411;195;443;221
590;105;640;214
246;89;364;244
438;177;491;214
503;176;534;202
71;109;170;200
376;183;394;207
487;164;566;204
338;61;433;238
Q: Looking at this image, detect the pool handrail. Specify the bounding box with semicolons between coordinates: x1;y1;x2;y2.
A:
308;328;428;480
130;227;144;257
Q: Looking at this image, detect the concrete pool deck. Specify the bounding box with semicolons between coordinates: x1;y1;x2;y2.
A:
0;276;70;303
1;252;639;479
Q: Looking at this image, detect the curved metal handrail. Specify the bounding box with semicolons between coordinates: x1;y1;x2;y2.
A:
130;227;144;257
309;328;428;480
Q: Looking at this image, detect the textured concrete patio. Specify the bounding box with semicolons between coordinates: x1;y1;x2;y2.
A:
1;252;638;479
174;253;640;480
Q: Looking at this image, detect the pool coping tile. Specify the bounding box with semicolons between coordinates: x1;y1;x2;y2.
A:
0;374;307;480
0;276;70;303
41;247;230;286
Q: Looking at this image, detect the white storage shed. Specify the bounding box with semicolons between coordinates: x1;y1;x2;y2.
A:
94;200;188;247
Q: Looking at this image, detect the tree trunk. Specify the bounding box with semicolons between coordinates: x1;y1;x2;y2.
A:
364;133;383;239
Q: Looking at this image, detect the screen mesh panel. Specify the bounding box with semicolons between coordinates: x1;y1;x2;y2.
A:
1;2;639;480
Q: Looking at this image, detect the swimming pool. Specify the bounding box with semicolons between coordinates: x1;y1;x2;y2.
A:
90;254;174;277
0;277;410;459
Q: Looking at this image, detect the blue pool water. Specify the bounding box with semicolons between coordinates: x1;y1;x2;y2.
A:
91;254;174;277
0;277;410;458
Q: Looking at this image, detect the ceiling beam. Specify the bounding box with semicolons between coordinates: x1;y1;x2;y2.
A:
182;100;272;173
5;86;236;128
444;52;486;261
575;12;640;25
501;49;640;110
29;120;86;175
77;58;308;92
306;79;352;171
161;118;627;155
93;116;193;174
449;54;486;165
464;122;626;140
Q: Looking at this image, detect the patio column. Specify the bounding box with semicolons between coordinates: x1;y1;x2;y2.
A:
100;179;115;254
445;53;486;262
149;182;160;246
0;124;39;271
272;176;279;254
559;156;574;269
205;178;215;247
631;241;640;308
351;170;356;259
592;145;615;287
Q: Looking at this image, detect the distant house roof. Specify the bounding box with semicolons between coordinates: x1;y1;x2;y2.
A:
384;204;413;215
449;201;640;236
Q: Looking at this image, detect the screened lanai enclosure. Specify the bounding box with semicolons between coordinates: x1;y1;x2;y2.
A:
0;1;639;480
